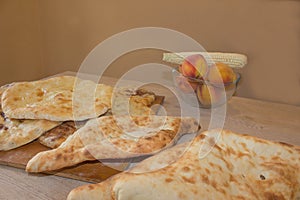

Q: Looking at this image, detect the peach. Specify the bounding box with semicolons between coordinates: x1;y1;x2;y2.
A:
187;79;199;91
196;84;222;107
207;62;237;85
178;65;183;73
175;75;198;93
181;54;208;78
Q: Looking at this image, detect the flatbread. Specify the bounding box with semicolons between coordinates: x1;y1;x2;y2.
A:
1;76;113;121
110;88;156;116
67;130;300;200
38;121;77;149
26;115;200;172
0;85;61;151
38;88;158;149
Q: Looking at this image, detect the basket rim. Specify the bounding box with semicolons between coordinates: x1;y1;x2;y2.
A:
163;52;247;68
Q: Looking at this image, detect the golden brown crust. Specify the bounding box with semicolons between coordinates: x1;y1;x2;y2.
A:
110;88;156;116
1;76;112;121
38;121;77;149
67;129;300;200
99;115;194;154
0;85;61;151
26;115;200;173
38;88;158;149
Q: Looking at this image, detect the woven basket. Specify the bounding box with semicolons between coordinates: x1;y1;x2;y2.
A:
163;52;247;68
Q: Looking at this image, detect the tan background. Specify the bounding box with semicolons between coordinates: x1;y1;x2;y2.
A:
0;0;299;106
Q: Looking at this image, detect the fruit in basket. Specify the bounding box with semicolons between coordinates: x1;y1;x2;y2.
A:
187;79;199;91
196;84;221;106
175;75;198;93
181;54;208;78
207;62;237;85
178;65;183;73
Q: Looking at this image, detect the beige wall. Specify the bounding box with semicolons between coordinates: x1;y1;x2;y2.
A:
0;0;299;106
0;0;43;83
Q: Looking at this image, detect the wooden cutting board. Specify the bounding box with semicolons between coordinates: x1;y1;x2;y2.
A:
0;95;164;183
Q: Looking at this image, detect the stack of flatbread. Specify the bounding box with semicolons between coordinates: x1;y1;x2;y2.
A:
37;87;158;149
67;129;300;200
0;76;155;150
0;75;200;175
0;84;61;151
0;76;113;151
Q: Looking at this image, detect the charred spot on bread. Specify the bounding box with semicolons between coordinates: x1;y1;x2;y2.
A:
0;112;7;120
260;174;266;180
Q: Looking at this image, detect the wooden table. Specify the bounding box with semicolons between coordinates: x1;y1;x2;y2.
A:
0;74;299;200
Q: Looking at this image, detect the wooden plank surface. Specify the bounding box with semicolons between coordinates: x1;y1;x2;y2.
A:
0;95;164;183
0;140;123;183
0;73;300;200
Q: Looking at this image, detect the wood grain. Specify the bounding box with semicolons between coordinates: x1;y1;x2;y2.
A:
0;165;86;200
0;140;124;183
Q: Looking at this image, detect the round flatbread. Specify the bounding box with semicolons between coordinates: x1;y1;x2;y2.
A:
1;76;112;121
